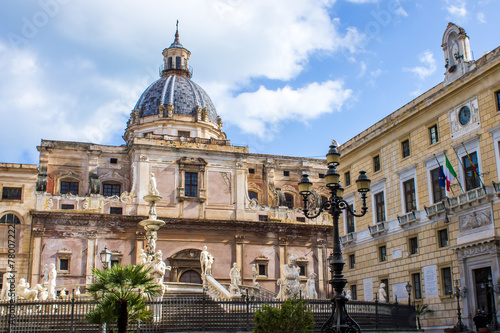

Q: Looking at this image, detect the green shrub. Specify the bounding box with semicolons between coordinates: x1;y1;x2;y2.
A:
253;298;314;333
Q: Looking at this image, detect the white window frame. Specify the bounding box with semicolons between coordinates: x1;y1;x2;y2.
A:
343;194;355;234
425;153;445;204
453;138;481;191
489;125;500;181
397;165;418;214
370;179;386;224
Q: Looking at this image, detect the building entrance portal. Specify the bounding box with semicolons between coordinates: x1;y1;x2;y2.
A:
474;267;493;320
168;248;203;283
179;270;202;284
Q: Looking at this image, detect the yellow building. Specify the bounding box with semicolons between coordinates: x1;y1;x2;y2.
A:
336;23;500;330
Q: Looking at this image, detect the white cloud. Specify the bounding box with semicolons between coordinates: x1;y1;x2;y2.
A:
403;50;436;81
477;12;486;23
445;0;467;19
214;81;352;138
345;0;379;3
0;0;363;162
0;42;136;162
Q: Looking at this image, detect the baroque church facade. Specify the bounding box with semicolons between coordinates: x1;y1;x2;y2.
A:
1;23;500;330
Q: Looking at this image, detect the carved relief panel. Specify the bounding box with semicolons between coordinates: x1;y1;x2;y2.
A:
449;97;480;141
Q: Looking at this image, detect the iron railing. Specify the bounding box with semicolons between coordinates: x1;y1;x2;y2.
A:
0;295;416;332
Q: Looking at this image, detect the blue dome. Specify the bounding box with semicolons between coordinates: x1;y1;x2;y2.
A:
134;74;218;123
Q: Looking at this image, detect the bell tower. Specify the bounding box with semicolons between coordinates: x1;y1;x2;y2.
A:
442;22;474;85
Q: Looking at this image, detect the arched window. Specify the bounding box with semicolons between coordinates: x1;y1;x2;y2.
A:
0;214;20;224
248;191;258;201
285;193;294;209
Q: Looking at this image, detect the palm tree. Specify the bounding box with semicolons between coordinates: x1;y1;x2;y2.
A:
86;264;161;333
415;304;434;330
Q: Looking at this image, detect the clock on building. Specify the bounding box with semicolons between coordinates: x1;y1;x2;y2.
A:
458;105;471;125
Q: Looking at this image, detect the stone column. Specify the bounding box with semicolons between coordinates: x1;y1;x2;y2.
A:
235;235;245;281
30;227;45;286
85;230;97;285
317;239;327;298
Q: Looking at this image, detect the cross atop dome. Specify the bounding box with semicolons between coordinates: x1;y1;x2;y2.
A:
162;21;192;78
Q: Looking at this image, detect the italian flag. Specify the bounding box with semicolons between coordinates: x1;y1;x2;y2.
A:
444;156;457;192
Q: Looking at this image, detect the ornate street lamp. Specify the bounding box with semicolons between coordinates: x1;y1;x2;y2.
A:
99;246;112;269
452;280;467;332
299;143;370;333
486;275;500;330
405;282;412;306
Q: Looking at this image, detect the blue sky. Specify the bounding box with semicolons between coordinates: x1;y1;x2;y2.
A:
1;0;499;164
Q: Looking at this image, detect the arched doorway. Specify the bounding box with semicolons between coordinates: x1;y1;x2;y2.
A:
179;270;202;284
168;248;203;282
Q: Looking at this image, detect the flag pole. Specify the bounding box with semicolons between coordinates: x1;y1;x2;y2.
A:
461;142;486;188
433;154;455;196
444;147;464;193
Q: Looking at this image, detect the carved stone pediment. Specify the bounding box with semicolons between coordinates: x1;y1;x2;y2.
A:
100;171;127;181
170;249;201;260
177;157;207;167
255;255;269;262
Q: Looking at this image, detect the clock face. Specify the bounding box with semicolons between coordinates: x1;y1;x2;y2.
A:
459;106;471;126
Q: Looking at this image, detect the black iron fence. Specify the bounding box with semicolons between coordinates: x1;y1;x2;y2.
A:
0;294;416;332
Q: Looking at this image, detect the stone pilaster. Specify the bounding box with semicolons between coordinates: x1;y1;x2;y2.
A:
30;227;45;286
85;230;97;285
317;239;327;298
235;235;245;279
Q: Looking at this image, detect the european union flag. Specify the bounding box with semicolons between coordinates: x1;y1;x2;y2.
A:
438;166;446;188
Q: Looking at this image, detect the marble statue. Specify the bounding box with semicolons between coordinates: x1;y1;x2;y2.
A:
138;248;148;264
251;264;259;286
305;273;318;299
41;264;49;285
206;255;214;276
200;246;209;275
146;231;157;255
34;284;48;300
48;263;57;300
229;283;240;296
150;250;170;294
149;173;160;196
378;283;387;303
345;290;352;300
16;279;38;300
276;255;301;300
0;266;13;300
230;263;241;286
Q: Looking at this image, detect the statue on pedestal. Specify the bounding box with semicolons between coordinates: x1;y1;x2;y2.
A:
251;264;259;286
16;278;38;300
149;173;160;196
200;246;209;275
230;263;241;286
0;266;13;300
305;272;318;299
48;263;57;300
378;283;387;303
206;255;214;276
276;255;300;300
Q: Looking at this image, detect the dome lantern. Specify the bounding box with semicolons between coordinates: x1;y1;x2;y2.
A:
161;21;192;78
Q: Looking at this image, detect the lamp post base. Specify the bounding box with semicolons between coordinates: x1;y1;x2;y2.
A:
321;293;361;333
